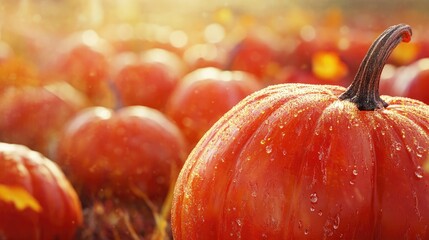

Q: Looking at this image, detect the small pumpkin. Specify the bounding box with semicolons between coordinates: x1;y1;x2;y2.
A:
0;143;82;240
171;24;429;239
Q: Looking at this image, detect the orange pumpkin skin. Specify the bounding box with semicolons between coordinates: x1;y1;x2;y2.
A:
171;25;429;239
0;143;82;240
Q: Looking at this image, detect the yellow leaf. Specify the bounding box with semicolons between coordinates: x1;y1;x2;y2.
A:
0;184;42;212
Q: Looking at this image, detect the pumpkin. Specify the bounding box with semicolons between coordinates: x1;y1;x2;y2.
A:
171;24;429;239
381;57;429;105
0;143;82;240
165;67;262;152
55;105;187;206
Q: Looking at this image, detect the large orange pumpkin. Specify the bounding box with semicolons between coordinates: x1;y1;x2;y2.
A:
171;24;429;239
0;143;82;240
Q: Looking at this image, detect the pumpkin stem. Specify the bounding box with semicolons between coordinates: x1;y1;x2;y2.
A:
338;24;412;110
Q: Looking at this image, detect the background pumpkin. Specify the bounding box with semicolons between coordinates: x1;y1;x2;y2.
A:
380;57;429;105
0;143;82;240
171;24;429;239
165;67;263;152
55;105;187;206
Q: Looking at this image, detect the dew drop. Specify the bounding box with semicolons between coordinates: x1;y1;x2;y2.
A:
401;129;406;139
318;151;324;161
236;219;243;227
298;220;303;229
416;146;424;158
394;143;402;151
304;229;309;235
251;191;257;197
415;166;424;179
310;193;318;203
318;210;323;216
329;126;333;131
310;206;315;212
265;145;272;154
260;139;266;145
352;169;358;176
282;149;287;156
333;214;340;229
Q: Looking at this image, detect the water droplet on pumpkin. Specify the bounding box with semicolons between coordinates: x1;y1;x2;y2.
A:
251;191;257;197
236;219;243;227
293;113;298;117
310;193;318;203
416;146;424;158
406;145;412;153
304;229;309;235
318;151;324;161
329;126;333;131
349;180;355;185
279;125;284;129
394;143;402;151
265;145;272;154
352;169;358;176
260;139;266;145
298;220;303;229
318;210;323;216
415;166;424;179
310;206;315;212
333;214;340;229
282;150;287;156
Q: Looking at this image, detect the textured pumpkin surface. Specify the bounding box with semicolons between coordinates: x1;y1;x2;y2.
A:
172;83;429;239
171;24;429;239
0;143;82;240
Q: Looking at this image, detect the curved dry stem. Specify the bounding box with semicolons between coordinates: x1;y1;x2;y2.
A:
339;24;412;110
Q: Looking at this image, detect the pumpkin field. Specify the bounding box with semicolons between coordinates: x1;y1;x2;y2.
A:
0;1;428;239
